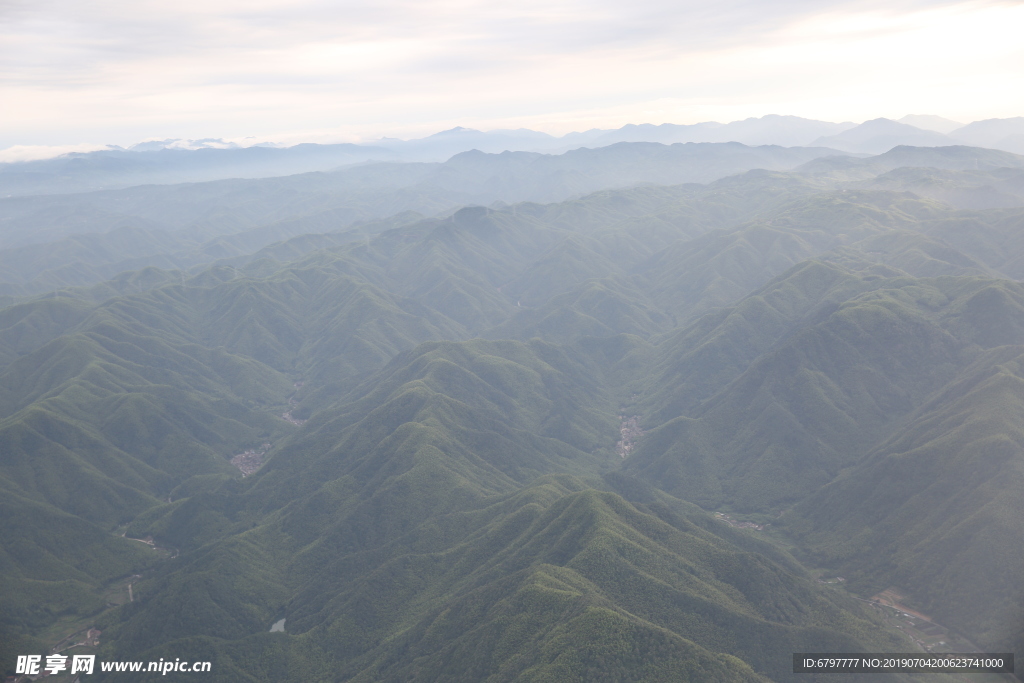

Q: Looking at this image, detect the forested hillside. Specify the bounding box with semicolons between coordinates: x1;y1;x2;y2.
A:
0;141;849;303
2;142;1022;681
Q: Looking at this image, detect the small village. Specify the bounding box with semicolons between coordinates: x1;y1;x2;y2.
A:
616;415;643;458
231;442;272;476
713;512;766;531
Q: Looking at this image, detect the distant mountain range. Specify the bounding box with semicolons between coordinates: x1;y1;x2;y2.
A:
811;117;1024;155
4;115;1024;197
0;141;851;299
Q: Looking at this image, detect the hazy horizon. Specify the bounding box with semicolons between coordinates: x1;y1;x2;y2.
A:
2;112;1018;163
3;0;1022;154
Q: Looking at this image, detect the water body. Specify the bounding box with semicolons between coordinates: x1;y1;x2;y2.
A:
269;619;286;633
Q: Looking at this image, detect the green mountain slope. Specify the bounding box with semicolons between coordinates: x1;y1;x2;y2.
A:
5;147;1024;680
628;271;1024;510
89;339;910;682
786;344;1024;657
486;277;670;344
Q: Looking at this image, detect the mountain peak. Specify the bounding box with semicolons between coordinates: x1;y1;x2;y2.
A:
898;114;964;134
430;126;480;137
810;118;954;154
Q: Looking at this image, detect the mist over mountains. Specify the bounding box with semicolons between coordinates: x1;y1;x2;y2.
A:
6;114;1024;197
2;124;1024;682
0;142;850;300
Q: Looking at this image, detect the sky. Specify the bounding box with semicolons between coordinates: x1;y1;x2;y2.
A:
1;0;1023;157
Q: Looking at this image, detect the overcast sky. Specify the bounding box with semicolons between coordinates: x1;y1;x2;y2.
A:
2;0;1022;154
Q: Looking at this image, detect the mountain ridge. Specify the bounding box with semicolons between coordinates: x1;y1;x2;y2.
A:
3;142;1024;680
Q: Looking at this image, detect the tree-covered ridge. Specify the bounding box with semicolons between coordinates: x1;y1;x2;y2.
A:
2;144;1024;680
0;141;850;302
